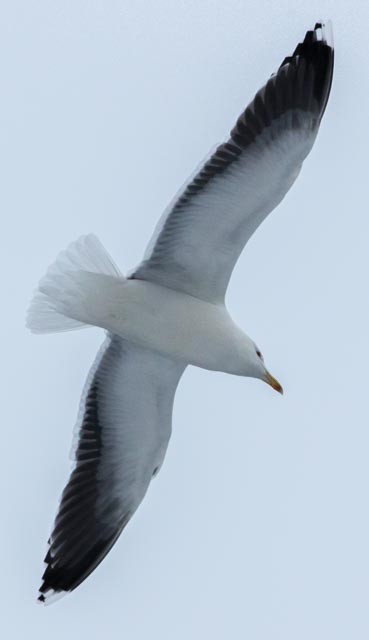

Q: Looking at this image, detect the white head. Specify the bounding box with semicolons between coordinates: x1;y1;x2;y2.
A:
235;334;283;394
252;343;283;394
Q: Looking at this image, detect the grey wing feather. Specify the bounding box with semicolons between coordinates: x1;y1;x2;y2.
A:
38;335;184;603
132;22;334;303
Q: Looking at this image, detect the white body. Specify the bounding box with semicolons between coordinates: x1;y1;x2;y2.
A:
27;22;334;604
89;277;255;375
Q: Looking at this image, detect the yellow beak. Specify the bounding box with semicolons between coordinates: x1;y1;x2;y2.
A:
264;371;283;395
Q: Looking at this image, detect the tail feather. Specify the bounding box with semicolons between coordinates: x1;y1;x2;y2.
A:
27;235;124;334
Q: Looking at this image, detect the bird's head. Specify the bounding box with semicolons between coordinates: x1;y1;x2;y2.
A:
247;343;283;395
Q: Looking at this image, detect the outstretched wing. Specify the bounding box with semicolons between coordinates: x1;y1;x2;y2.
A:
132;22;334;303
38;335;184;603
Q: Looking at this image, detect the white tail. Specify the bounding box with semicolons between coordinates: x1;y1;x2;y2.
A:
27;234;124;334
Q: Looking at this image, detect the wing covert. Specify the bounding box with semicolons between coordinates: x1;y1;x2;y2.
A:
38;335;184;603
132;22;334;303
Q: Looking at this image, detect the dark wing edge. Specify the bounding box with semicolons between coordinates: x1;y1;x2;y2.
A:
37;336;184;604
37;338;122;603
131;22;334;292
173;22;334;210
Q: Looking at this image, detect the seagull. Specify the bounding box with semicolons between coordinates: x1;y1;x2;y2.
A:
27;22;334;603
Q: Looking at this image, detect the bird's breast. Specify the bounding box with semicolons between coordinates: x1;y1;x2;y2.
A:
105;279;246;372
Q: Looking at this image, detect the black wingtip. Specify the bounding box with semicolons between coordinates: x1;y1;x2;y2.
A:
303;29;315;45
279;21;333;70
37;586;68;606
230;20;334;151
37;526;125;601
279;21;334;120
281;21;334;69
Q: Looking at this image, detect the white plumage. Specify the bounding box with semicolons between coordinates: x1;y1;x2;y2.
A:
28;22;334;603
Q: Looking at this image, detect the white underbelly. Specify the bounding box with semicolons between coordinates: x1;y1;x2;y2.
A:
103;279;244;372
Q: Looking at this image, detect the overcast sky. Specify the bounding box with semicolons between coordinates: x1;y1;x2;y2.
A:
2;1;369;638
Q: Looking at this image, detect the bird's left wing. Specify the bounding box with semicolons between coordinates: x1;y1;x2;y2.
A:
38;335;184;603
132;22;334;303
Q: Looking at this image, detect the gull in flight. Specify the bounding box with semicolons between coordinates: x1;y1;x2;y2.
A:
27;22;334;603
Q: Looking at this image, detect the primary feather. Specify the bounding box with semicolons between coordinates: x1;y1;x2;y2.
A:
29;22;334;602
132;22;333;303
38;336;184;603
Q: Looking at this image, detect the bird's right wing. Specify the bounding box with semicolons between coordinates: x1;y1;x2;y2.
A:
38;335;185;604
132;22;334;303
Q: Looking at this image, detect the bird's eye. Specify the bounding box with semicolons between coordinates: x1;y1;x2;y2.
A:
256;349;263;360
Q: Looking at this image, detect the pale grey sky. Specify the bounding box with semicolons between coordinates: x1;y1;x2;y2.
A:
2;1;369;638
